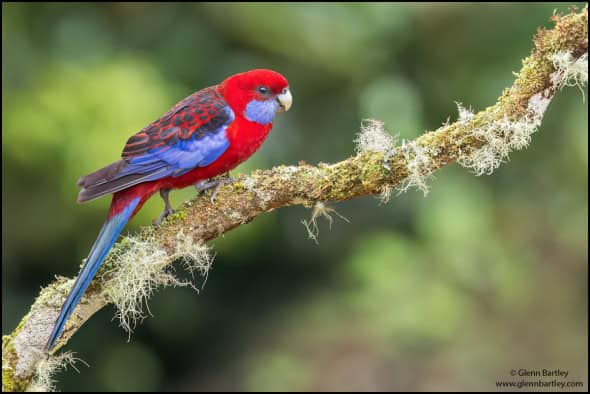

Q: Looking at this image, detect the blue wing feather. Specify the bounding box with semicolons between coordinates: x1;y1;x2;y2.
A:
121;112;233;177
121;104;234;176
77;96;235;203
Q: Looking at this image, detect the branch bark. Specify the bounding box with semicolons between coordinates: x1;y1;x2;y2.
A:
2;6;587;392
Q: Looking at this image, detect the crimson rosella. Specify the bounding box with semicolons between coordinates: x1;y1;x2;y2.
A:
46;69;292;351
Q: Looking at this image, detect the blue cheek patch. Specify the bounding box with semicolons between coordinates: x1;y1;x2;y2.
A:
244;99;279;125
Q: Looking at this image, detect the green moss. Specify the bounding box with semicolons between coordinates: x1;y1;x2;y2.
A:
2;364;29;392
2;335;15;354
2;336;30;392
13;312;30;336
232;181;244;191
165;210;187;224
35;278;74;308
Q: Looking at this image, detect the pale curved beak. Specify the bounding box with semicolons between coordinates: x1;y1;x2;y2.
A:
276;88;292;112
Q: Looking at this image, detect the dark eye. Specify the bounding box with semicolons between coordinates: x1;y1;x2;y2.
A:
257;86;270;94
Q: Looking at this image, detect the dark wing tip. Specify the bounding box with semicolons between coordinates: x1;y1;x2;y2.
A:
77;188;93;204
76;159;127;190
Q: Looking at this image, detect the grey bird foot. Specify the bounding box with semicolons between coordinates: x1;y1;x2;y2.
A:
154;207;175;226
154;188;175;226
195;175;235;204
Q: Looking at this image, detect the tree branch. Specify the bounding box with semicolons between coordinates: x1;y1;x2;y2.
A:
2;6;587;392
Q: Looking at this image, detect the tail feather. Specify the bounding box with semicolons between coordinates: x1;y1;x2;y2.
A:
45;196;141;351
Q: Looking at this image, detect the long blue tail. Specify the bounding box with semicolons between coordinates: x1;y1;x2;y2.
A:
45;197;140;351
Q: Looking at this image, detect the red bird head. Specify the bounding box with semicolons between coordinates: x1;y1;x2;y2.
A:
218;69;292;125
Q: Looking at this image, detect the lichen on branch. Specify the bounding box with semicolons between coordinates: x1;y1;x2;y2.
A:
2;5;587;392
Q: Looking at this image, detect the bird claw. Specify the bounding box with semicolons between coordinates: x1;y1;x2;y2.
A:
195;175;235;204
153;207;175;226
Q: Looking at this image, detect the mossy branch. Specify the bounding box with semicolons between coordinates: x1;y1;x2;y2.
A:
2;6;587;392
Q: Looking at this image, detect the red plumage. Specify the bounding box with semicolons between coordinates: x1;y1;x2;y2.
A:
103;68;291;218
46;69;291;350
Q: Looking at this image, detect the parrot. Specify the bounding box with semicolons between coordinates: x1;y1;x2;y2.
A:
45;69;292;351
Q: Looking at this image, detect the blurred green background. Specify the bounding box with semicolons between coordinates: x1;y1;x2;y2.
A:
2;3;587;391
